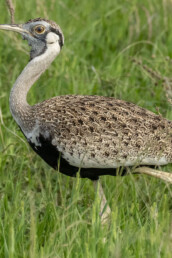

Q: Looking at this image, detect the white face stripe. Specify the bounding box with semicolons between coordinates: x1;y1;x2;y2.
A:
31;34;61;66
46;32;60;44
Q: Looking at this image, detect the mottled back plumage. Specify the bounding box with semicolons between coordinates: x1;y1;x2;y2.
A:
29;95;172;171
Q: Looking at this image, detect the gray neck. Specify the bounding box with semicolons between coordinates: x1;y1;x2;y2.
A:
10;42;60;130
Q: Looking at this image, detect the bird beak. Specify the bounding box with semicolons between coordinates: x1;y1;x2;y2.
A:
0;24;28;34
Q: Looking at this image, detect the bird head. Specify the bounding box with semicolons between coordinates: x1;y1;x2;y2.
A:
0;18;64;60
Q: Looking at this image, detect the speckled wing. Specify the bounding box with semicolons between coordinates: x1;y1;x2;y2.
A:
33;95;172;169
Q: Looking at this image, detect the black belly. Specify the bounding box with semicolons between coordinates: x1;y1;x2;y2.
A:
27;134;127;180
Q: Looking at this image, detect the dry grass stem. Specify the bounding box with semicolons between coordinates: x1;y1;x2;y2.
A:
5;0;15;24
132;58;172;106
134;166;172;184
93;180;111;224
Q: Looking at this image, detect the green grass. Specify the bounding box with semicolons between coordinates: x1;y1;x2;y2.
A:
0;0;172;257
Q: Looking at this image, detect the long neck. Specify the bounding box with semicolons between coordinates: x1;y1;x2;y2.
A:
10;42;60;129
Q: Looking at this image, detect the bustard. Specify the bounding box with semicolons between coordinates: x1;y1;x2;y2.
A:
0;18;172;223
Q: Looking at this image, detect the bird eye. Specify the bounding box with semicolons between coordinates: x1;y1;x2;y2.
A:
34;25;45;34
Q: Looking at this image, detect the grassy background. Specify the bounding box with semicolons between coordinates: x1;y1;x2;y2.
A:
0;0;172;257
